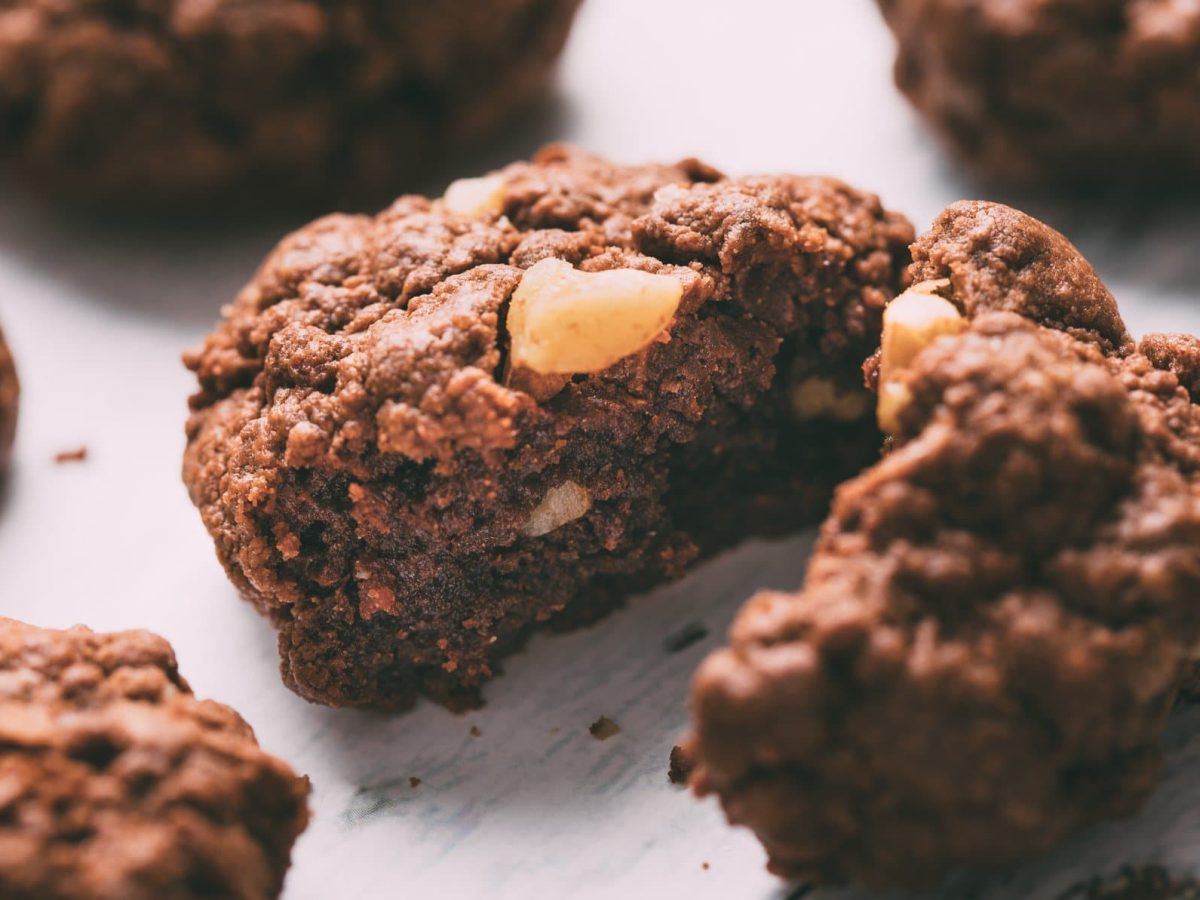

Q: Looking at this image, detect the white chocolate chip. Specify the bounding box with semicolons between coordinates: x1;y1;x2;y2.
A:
442;174;506;217
520;481;592;537
791;376;871;422
508;259;682;376
877;280;964;432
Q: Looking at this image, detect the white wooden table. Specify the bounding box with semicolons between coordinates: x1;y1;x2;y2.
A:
2;1;1199;897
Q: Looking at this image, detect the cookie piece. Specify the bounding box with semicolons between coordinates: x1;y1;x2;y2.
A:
876;0;1200;183
0;617;310;900
0;325;15;471
0;0;581;201
686;201;1200;887
183;144;913;711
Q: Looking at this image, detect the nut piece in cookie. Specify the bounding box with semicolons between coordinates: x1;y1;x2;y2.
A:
442;175;508;218
876;279;963;431
790;376;871;423
0;617;309;900
508;258;683;376
686;201;1200;887
0;0;583;201
520;480;592;537
876;0;1200;182
182;144;913;711
0;326;16;471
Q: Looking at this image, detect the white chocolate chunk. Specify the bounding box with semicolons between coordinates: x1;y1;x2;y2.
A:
877;280;964;432
508;259;682;376
442;174;506;217
520;481;592;537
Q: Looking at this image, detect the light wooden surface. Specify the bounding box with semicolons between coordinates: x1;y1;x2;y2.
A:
1;1;1199;897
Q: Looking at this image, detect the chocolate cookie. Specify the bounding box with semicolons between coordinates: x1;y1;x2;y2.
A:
0;0;581;201
685;201;1200;887
0;617;309;900
183;144;913;711
0;325;15;471
876;0;1200;183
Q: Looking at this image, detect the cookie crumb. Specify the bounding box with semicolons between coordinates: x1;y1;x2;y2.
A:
662;621;709;654
408;777;421;789
588;716;620;741
668;744;695;786
469;725;482;738
54;446;88;464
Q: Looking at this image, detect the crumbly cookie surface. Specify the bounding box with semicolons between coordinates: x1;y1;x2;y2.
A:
0;0;581;200
183;144;912;710
686;201;1200;887
0;617;310;900
877;0;1200;182
0;325;15;470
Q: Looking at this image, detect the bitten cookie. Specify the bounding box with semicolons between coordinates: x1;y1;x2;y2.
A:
686;202;1200;887
876;0;1200;183
183;144;913;711
0;0;581;201
0;617;310;900
0;325;15;470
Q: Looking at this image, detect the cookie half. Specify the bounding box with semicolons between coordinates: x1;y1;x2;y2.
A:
686;201;1200;886
183;144;912;710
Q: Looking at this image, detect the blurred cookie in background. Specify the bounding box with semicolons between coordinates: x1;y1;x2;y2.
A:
0;324;16;472
0;0;583;204
876;0;1200;184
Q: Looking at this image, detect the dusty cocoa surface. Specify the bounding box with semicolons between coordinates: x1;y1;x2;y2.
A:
876;0;1200;183
0;617;310;900
0;0;581;202
687;201;1200;887
183;144;912;711
0;325;15;471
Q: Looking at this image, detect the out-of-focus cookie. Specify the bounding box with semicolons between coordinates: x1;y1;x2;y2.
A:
182;144;913;711
877;0;1200;183
0;325;16;471
0;0;582;201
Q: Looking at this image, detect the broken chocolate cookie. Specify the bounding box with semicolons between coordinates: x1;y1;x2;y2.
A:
686;201;1200;887
0;0;581;201
0;617;310;900
183;144;912;710
876;0;1200;183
